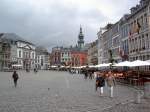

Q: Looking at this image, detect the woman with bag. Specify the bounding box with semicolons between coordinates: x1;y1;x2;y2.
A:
106;71;116;98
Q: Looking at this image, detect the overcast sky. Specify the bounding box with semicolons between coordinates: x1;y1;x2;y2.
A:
0;0;140;50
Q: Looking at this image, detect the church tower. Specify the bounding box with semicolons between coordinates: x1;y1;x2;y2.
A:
78;26;84;49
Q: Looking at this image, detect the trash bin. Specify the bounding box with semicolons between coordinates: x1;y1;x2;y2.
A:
134;90;141;103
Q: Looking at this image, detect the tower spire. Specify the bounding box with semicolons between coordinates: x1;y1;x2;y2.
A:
78;25;84;49
80;25;82;33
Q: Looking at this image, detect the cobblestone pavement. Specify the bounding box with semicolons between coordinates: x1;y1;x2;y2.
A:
0;71;149;112
102;98;150;112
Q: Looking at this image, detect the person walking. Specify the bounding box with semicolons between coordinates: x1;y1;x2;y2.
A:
95;73;105;96
12;71;19;87
106;71;116;98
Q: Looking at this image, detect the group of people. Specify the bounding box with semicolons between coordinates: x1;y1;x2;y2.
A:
82;69;96;79
69;68;80;74
95;71;116;97
81;68;116;97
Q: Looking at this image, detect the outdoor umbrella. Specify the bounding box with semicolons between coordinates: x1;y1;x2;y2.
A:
113;61;132;67
89;65;96;68
130;60;150;67
95;63;112;67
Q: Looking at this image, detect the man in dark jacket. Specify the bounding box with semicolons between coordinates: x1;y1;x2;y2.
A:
95;73;105;95
12;71;19;87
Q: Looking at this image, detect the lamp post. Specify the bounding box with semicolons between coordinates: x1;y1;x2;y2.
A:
108;49;114;70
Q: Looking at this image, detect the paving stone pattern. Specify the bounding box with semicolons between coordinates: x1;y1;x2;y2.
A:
0;71;149;112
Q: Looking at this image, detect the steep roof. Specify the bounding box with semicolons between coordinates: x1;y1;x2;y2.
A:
0;33;34;45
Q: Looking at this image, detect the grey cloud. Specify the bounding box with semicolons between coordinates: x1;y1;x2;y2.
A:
0;0;128;51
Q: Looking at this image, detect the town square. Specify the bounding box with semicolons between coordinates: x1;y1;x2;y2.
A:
0;0;150;112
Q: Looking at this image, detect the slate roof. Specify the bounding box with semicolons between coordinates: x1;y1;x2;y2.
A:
0;33;34;45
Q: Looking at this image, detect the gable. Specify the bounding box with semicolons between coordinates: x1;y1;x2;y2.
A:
23;44;32;50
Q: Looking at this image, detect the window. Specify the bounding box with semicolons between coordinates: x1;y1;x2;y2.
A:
41;59;43;66
141;16;144;26
11;40;13;44
23;52;24;58
19;60;21;64
32;53;34;59
62;53;64;57
139;36;142;50
142;35;145;50
19;51;21;58
146;34;149;49
144;13;148;24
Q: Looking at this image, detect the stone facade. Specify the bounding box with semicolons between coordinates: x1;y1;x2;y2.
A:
17;41;35;69
98;24;114;64
60;48;71;66
127;0;150;62
0;39;11;70
98;0;150;68
35;46;50;70
78;26;84;49
0;33;36;70
88;40;98;65
51;47;62;66
71;51;87;67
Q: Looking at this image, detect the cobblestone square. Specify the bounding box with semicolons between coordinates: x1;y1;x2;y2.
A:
0;71;149;112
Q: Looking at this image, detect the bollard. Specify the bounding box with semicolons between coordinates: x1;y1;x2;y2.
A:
134;91;141;104
144;82;150;99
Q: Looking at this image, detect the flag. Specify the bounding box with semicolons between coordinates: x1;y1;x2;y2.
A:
118;47;124;57
129;31;132;40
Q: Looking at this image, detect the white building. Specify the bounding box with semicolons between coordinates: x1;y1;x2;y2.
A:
0;33;36;69
97;28;107;64
97;0;150;67
87;40;98;65
128;0;150;61
17;41;35;69
60;48;71;66
35;46;50;70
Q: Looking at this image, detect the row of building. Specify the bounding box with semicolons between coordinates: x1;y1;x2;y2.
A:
0;27;88;70
1;0;150;70
50;27;88;67
0;33;50;70
87;0;150;68
56;0;150;68
50;0;150;68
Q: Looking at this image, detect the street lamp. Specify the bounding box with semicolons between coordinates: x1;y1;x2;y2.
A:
108;49;115;69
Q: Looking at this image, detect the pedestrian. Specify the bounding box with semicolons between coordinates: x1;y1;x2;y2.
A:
12;71;19;87
84;70;88;79
88;70;93;79
106;71;116;98
34;68;38;73
95;73;105;96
